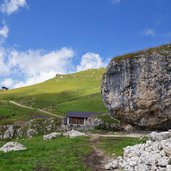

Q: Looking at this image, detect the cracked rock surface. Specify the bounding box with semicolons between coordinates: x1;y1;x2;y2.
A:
102;44;171;130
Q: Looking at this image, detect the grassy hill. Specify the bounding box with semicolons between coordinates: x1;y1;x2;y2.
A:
0;101;46;125
0;68;107;123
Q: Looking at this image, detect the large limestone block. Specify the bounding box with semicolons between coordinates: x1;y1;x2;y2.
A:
102;44;171;130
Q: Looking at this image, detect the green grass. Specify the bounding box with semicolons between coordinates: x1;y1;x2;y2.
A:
112;43;171;62
93;113;120;131
0;135;147;170
0;101;46;125
0;136;92;171
95;113;120;124
0;68;107;123
98;137;146;156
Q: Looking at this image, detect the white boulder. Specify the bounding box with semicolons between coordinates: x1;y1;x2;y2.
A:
161;138;171;156
43;132;61;140
105;160;119;170
166;165;171;171
63;130;86;138
0;142;27;153
149;131;171;141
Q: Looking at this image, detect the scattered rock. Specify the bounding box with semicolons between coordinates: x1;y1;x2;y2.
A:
167;165;171;170
0;118;62;139
105;131;171;170
43;132;61;140
149;131;171;141
0;142;27;153
105;159;119;170
17;117;62;138
64;130;86;138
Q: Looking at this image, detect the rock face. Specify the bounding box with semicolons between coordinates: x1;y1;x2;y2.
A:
102;44;171;130
105;131;171;171
93;117;120;131
0;125;17;139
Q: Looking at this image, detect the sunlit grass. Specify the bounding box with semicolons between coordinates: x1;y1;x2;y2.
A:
0;68;107;122
0;136;92;171
98;137;146;156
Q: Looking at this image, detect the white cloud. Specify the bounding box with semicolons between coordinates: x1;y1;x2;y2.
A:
111;0;121;4
0;24;9;39
0;0;27;15
0;46;107;88
1;78;14;87
142;29;156;37
76;52;106;72
8;47;75;88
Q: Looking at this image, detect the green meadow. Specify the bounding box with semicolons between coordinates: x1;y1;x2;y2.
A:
0;68;107;123
0;136;92;171
0;136;145;171
0;101;45;125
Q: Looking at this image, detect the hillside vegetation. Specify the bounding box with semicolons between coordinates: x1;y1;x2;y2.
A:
0;101;46;125
113;43;171;62
0;68;107;120
0;136;92;171
0;136;145;171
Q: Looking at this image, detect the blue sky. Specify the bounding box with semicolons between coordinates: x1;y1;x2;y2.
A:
0;0;171;88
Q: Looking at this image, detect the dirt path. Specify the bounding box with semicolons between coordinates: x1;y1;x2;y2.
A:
85;132;148;171
86;132;148;139
9;100;64;118
85;134;117;171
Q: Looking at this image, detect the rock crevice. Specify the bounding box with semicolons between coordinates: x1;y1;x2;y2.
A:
102;44;171;130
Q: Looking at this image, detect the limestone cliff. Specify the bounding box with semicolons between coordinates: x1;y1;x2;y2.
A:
102;44;171;130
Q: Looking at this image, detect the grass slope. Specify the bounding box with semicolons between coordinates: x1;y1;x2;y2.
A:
112;43;171;62
0;101;45;125
0;136;92;171
0;68;107;120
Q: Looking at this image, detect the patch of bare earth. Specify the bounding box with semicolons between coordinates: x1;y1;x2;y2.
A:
85;135;115;171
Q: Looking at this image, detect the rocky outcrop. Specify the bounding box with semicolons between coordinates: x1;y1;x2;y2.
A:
17;117;62;138
0;125;17;139
105;131;171;171
0;117;62;139
63;130;86;138
102;44;171;130
149;131;171;141
43;132;61;140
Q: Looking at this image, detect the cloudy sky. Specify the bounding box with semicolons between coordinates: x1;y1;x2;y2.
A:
0;0;171;88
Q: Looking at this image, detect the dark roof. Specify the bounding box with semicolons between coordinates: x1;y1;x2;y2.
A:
67;111;98;118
